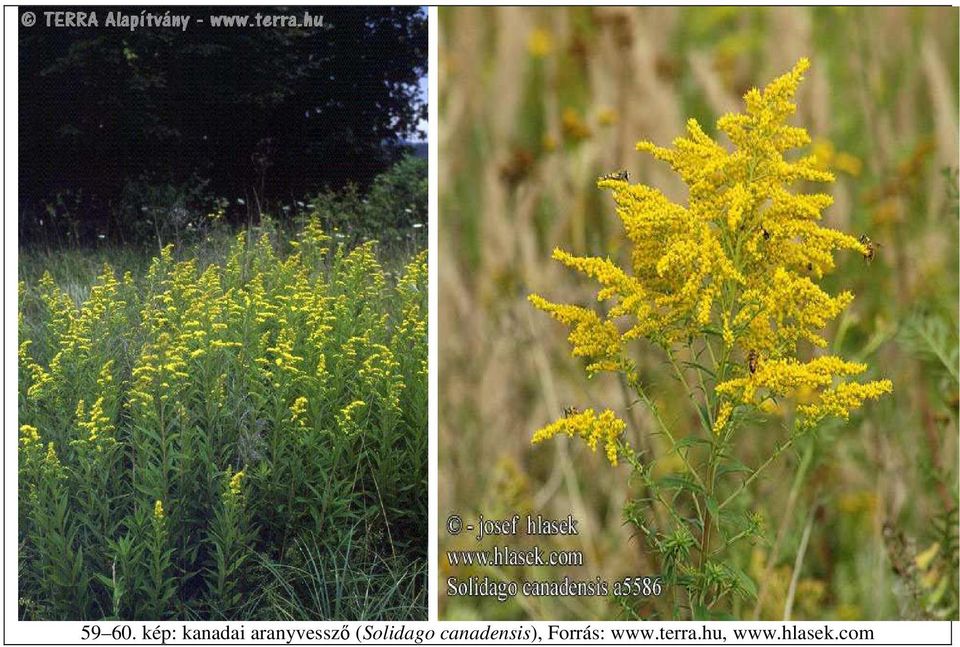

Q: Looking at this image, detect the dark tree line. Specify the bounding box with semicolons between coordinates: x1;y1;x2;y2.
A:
19;6;426;246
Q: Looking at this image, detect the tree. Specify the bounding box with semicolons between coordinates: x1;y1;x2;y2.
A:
19;6;427;245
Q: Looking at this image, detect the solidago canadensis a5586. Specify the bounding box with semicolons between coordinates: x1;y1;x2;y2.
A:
530;59;892;618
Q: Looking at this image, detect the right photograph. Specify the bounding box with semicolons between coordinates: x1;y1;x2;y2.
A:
439;6;959;622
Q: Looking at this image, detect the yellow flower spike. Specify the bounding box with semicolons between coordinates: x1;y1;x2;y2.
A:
153;499;164;520
76;396;112;443
96;361;114;390
532;58;892;444
290;396;309;428
714;402;733;436
41;442;63;475
339;400;367;425
532;408;625;466
19;425;41;447
228;470;245;498
796;379;893;426
528;294;623;374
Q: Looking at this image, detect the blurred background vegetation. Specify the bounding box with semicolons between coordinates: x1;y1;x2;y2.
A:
439;6;958;621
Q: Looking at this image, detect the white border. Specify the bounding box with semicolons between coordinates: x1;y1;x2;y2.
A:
4;2;19;636
427;3;440;625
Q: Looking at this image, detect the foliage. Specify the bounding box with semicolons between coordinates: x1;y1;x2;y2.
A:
19;7;427;246
18;220;427;620
529;60;891;619
306;155;428;243
366;155;430;233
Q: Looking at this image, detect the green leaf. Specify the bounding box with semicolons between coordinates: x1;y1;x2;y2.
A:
656;474;705;496
681;360;716;378
716;459;753;479
674;436;712;451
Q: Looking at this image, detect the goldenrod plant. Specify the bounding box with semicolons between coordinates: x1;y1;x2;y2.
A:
18;220;427;620
530;59;892;618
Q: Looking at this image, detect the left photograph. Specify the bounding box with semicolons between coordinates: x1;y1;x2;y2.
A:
17;6;427;621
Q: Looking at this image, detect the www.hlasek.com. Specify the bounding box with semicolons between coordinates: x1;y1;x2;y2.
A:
604;624;877;643
34;10;323;32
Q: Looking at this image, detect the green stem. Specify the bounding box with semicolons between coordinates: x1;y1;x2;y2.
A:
665;347;713;434
697;450;718;609
718;428;801;511
632;376;707;494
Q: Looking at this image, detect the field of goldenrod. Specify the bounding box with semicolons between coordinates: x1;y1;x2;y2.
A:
439;7;957;620
19;220;427;620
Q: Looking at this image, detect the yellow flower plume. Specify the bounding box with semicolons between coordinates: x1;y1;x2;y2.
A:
531;58;891;437
229;470;245;498
532;408;626;466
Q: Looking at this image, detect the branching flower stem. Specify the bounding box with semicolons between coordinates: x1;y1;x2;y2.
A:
529;58;893;619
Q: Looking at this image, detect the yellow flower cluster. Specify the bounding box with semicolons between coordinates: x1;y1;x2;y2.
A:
96;360;114;391
717;356;892;427
359;344;404;415
289;396;309;428
395;251;428;380
261;328;306;387
333;240;385;301
44;442;58;463
527;294;623;375
714;401;733;435
531;58;890;431
37;273;76;341
26;267;128;410
532;408;626;466
19;338;52;402
75;396;115;445
129;332;190;411
19;424;41;447
338;400;367;428
228;470;245;498
153;499;165;521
